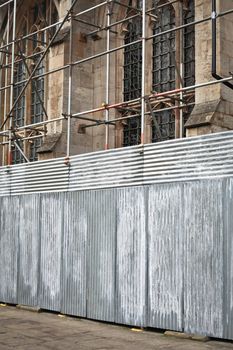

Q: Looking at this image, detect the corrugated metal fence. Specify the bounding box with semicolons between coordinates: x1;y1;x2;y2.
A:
0;132;233;340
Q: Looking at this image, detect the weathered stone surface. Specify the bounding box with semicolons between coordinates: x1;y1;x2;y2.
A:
186;0;233;136
37;133;62;154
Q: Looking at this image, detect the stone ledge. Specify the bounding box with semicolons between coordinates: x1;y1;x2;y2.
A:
185;100;220;129
37;132;62;153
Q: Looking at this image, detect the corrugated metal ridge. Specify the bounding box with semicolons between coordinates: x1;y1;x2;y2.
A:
69;138;233;166
69;134;233;162
1;131;233;195
69;150;233;174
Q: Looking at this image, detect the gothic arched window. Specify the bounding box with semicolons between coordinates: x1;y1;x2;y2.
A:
123;0;142;147
151;0;195;141
29;1;47;161
11;0;59;164
183;0;195;124
12;23;27;164
152;0;176;143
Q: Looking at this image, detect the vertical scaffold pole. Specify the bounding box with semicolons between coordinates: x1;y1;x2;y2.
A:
105;2;111;150
2;4;10;165
67;11;73;158
8;0;17;165
141;0;146;145
179;2;184;138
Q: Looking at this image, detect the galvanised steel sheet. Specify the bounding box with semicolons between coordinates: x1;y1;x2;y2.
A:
0;158;69;196
0;196;19;304
223;178;233;340
69;134;233;190
115;187;147;327
0;168;10;196
1;131;233;194
39;193;63;312
183;180;224;338
61;191;87;317
2;131;233;340
148;183;184;331
86;189;116;322
0;182;232;339
18;195;40;307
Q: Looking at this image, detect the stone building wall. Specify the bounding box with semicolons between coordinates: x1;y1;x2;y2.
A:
0;0;233;164
186;0;233;136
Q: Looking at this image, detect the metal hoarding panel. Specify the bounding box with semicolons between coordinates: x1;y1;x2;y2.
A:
115;187;147;327
1;131;233;340
17;194;40;307
148;183;184;331
1;131;233;195
0;168;10;196
61;191;87;317
39;193;63;312
223;178;233;340
3;158;69;195
68;131;233;190
0;196;19;303
183;180;224;338
69;146;143;190
86;189;116;322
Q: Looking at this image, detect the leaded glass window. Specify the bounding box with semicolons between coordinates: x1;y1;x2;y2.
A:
184;0;195;88
152;0;176;143
152;1;175;93
5;0;59;164
183;0;195;125
12;27;26;164
13;62;26;128
30;1;46;161
50;2;59;37
12;140;24;164
123;0;142;147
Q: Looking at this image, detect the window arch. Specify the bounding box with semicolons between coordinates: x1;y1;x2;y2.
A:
151;0;176;143
29;0;49;161
11;0;59;164
152;0;175;93
151;0;195;142
12;19;27;164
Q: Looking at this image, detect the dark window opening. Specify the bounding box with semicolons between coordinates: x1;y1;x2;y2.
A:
152;112;176;143
123;0;142;147
183;0;195;125
152;0;176;143
33;0;47;23
50;2;59;37
12;140;24;165
12;27;26;164
30;2;47;161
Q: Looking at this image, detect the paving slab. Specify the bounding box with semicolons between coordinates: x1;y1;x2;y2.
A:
0;306;233;350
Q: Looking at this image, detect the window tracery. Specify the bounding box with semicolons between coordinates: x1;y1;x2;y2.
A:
151;0;195;142
10;0;59;163
151;0;176;143
29;1;47;161
12;24;27;164
183;0;195;125
123;0;142;147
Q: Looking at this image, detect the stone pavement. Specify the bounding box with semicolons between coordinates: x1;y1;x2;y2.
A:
0;306;233;350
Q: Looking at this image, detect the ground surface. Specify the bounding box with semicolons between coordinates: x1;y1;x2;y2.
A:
1;306;233;350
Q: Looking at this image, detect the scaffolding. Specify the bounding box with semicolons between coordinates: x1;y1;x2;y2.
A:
0;0;233;165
